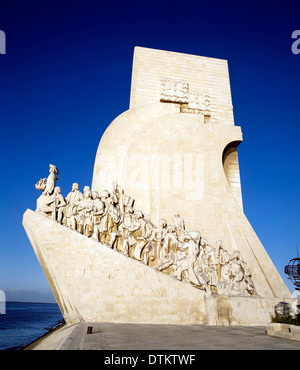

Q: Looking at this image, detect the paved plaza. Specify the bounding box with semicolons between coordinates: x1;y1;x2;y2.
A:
25;322;300;350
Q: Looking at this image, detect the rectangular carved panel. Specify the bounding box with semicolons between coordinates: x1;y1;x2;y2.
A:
160;77;189;104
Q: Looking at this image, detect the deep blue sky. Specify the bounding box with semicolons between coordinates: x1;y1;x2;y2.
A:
0;0;299;302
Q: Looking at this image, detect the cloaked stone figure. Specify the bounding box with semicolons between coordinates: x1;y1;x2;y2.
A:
43;164;59;196
64;183;83;230
53;186;66;224
77;187;94;236
35;164;60;220
153;219;168;267
131;210;153;263
216;251;255;296
91;191;105;240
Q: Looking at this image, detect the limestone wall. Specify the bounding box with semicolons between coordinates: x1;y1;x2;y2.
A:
130;47;234;126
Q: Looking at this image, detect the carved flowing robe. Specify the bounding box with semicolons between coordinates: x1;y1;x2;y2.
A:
65;190;83;217
44;165;59;195
44;172;56;195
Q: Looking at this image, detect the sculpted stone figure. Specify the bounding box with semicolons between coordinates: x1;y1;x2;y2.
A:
215;240;230;280
44;164;59;196
77;188;94;236
173;213;185;241
98;191;119;244
34;166;256;297
91;191;105;240
157;225;178;271
131;211;154;263
216;251;255;296
98;191;110;243
53;186;66;224
35;164;59;218
119;207;139;255
230;251;255;296
153;219;168;266
64;183;83;230
36;192;55;218
92;191;105;216
198;239;218;287
174;234;197;281
174;234;212;294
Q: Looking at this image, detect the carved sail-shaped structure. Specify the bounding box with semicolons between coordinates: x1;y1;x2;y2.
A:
23;47;293;326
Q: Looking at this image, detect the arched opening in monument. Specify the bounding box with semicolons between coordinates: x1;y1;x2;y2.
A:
222;141;243;210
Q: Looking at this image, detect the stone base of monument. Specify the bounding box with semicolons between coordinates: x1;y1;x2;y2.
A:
266;323;300;341
23;209;293;326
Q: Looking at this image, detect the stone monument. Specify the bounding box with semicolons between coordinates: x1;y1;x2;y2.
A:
23;47;293;326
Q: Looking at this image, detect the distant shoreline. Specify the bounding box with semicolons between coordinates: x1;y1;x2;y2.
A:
5;301;58;305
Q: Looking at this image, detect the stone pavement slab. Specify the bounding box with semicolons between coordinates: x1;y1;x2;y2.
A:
39;323;300;350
